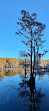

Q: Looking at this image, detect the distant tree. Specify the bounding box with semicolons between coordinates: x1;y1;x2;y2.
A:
16;10;48;78
6;59;11;68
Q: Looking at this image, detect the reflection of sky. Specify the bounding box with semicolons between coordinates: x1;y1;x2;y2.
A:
0;74;22;111
0;73;49;111
36;73;49;111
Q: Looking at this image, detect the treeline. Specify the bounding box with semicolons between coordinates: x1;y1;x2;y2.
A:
0;58;19;69
0;58;49;69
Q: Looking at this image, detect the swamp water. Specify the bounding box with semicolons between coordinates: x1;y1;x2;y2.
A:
0;70;49;111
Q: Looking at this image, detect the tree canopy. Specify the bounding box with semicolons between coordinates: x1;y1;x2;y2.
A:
16;10;48;76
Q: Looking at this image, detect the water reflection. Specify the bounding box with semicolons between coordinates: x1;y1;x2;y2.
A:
0;68;25;81
0;69;49;111
18;73;45;111
0;68;49;81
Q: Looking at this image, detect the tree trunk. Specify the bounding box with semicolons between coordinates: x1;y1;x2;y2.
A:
25;59;26;77
37;48;38;72
33;46;35;73
31;30;33;78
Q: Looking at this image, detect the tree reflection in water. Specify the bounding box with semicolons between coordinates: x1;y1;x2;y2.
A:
18;73;45;111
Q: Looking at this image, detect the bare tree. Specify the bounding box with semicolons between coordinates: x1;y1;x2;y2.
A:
19;51;29;76
16;10;48;78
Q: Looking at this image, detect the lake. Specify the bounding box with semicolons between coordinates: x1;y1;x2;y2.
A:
0;70;49;111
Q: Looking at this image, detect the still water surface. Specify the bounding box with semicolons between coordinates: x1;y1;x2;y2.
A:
0;70;49;111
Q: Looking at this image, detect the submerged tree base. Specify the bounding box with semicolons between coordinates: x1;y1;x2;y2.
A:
27;76;35;91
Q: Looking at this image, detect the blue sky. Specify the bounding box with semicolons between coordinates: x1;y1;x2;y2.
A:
0;0;49;60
